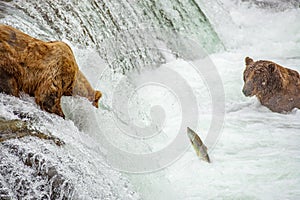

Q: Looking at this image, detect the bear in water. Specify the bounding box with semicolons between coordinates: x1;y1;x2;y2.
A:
0;24;101;118
242;57;300;113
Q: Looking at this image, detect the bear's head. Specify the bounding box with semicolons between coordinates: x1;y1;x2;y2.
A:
73;71;102;108
242;57;283;98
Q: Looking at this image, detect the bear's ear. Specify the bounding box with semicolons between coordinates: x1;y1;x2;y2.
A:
95;90;102;101
268;63;277;73
93;90;102;108
245;57;254;66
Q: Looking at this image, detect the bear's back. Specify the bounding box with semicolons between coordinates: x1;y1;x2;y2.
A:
0;24;39;51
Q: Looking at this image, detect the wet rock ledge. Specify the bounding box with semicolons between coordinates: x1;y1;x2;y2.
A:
0;118;75;200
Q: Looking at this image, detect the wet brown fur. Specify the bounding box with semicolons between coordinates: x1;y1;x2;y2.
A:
0;24;101;117
243;57;300;113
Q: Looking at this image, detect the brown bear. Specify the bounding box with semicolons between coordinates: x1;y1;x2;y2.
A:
0;24;101;118
242;57;300;113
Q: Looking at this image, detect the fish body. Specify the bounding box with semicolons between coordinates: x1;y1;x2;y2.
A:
187;127;210;163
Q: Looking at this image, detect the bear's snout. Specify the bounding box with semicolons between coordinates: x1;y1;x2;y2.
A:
242;81;254;97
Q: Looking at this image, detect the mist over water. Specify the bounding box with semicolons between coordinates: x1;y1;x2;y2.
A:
0;0;300;199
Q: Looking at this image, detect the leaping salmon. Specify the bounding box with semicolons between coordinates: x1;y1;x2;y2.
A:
187;127;211;163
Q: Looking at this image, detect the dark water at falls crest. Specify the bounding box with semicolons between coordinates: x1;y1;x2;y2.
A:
0;0;223;73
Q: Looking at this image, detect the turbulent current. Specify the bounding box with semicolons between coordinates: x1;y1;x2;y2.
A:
0;0;300;199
